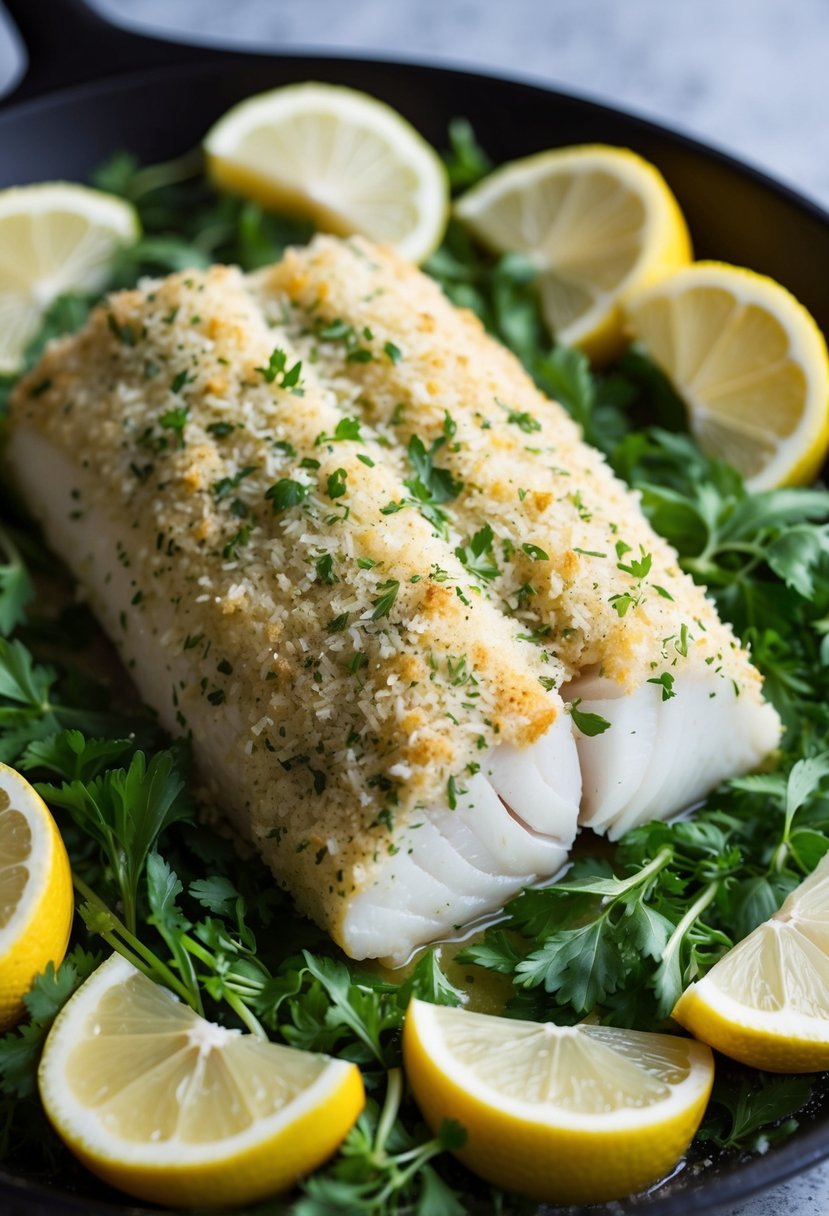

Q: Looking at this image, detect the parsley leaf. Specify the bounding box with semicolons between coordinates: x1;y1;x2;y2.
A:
371;579;400;620
0;526;34;636
39;750;192;933
570;699;611;736
455;523;500;581
255;347;304;390
265;478;307;512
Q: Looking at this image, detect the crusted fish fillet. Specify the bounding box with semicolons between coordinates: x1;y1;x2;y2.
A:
6;264;581;963
257;235;781;836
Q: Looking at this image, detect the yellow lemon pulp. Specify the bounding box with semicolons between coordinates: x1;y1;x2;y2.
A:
403;998;713;1204
0;763;73;1030
38;954;365;1208
0;182;138;372
673;852;829;1072
204;82;449;264
454;143;692;362
625;261;829;490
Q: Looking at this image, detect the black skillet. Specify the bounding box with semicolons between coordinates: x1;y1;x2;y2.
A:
1;2;828;1214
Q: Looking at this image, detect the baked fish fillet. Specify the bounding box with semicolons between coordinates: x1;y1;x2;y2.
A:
6;265;581;963
258;236;782;836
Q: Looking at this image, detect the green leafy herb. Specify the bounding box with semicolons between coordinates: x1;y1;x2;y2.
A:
265;478;307;512
327;468;348;499
39;750;192;933
371;579;400;620
570;699;611;736
256;347;304;390
455;523;500;581
0;526;34;636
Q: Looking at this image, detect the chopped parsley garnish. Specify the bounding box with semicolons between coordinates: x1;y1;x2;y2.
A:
455;524;500;581
265;478;307;512
506;407;541;433
521;543;549;562
647;671;677;701
213;465;256;501
316;416;362;445
106;313;137;346
327;468;348;499
314;553;337;584
316;318;374;363
570;698;612;735
371;579;400;619
222;525;251;560
255;347;304;390
158;406;189;449
207;421;235;439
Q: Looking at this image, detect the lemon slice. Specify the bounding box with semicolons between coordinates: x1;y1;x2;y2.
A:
673;853;829;1072
0;183;138;373
403;998;713;1204
38;954;365;1208
0;763;73;1030
454;144;691;361
204;82;449;264
625;262;829;490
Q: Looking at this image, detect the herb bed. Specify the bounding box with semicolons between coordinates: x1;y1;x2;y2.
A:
1;123;829;1214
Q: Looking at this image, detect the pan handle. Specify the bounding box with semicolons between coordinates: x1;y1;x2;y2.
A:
0;0;218;105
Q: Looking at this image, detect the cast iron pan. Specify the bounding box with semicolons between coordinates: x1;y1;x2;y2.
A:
0;2;827;1214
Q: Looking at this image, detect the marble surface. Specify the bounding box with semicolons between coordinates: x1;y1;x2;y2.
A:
3;1;829;1214
94;0;829;211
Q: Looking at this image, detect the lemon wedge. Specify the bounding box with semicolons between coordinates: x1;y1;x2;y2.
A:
0;763;73;1030
38;954;365;1208
454;144;691;361
626;261;829;490
204;82;449;264
403;998;713;1204
673;853;829;1072
0;183;138;373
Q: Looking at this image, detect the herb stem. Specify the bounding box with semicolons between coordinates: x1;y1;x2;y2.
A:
72;873;198;1010
374;1068;403;1157
223;989;268;1040
659;880;719;995
129;148;203;199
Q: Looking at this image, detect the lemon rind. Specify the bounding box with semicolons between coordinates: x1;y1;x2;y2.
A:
39;953;359;1167
406;998;713;1133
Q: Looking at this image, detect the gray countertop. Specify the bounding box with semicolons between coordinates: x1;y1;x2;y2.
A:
4;1;829;1213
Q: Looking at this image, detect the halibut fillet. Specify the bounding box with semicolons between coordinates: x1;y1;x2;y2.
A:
6;264;580;963
258;235;781;837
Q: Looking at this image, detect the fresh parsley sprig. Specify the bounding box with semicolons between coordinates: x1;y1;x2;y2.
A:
39;750;193;935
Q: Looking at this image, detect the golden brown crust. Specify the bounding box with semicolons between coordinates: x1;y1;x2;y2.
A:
8;263;563;941
258;236;766;699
